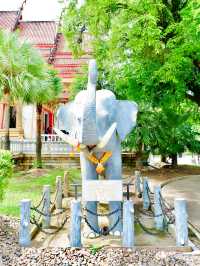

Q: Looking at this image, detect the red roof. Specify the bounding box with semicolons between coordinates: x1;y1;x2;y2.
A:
53;34;90;79
19;21;57;44
0;11;18;31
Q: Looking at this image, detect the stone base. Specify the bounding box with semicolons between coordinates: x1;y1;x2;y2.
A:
13;154;80;170
0;128;24;139
13;153;136;170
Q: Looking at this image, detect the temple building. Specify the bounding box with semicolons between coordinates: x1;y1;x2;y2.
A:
0;2;90;140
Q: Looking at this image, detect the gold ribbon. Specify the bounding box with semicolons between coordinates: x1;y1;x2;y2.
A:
68;142;112;174
87;151;112;174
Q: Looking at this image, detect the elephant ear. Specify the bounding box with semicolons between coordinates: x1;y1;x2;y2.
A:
116;100;138;141
55;102;75;136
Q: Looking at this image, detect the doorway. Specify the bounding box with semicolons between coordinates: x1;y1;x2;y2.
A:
9;106;16;128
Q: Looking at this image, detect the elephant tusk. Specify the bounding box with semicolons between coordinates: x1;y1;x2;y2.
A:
54;128;78;147
79;143;87;149
82;147;91;157
96;122;117;149
54;128;87;150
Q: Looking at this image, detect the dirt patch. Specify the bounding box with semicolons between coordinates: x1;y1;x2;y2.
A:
25;168;49;178
123;165;200;183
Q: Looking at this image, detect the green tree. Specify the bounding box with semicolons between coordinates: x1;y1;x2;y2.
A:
0;30;62;167
62;0;200;166
0;30;45;149
63;0;200;106
123;106;200;166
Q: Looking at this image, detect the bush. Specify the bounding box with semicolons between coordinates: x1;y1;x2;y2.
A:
0;150;13;200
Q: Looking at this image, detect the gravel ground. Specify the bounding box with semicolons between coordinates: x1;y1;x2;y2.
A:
1;215;200;266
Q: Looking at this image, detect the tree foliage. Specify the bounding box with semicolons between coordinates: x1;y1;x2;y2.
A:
0;30;63;104
62;0;200;164
0;30;45;101
122;105;200;154
0;150;13;200
0;30;63;167
63;0;200;105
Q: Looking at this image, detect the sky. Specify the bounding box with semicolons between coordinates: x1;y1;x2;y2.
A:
0;0;65;21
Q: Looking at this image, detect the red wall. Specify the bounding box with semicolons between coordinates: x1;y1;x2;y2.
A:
0;103;5;129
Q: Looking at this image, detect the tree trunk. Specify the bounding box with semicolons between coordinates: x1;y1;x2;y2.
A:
135;142;144;169
161;155;166;163
36;104;43;168
135;152;144;169
3;93;10;150
171;154;178;167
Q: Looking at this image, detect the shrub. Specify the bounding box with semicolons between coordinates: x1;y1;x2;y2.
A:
0;150;13;200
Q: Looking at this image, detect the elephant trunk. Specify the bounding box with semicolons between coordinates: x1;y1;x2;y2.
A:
80;60;98;145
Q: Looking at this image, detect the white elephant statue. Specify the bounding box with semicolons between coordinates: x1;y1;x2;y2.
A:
55;59;138;238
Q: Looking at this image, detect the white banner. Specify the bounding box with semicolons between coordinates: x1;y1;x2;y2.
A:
82;180;123;202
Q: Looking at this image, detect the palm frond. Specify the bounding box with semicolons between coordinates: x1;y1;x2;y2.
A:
0;29;63;104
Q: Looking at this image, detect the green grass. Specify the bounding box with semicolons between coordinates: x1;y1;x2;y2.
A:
89;244;103;255
0;168;81;217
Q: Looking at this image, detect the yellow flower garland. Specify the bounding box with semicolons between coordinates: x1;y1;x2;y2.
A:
87;151;112;174
69;143;112;174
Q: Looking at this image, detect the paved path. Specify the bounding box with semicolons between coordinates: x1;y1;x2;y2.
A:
161;175;200;234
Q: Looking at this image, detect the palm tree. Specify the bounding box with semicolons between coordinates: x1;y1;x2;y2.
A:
0;30;62;167
0;30;47;149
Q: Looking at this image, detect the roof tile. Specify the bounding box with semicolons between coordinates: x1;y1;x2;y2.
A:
0;11;18;31
19;21;57;44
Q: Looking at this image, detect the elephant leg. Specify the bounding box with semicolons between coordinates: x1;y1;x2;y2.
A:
105;143;123;235
80;152;99;238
